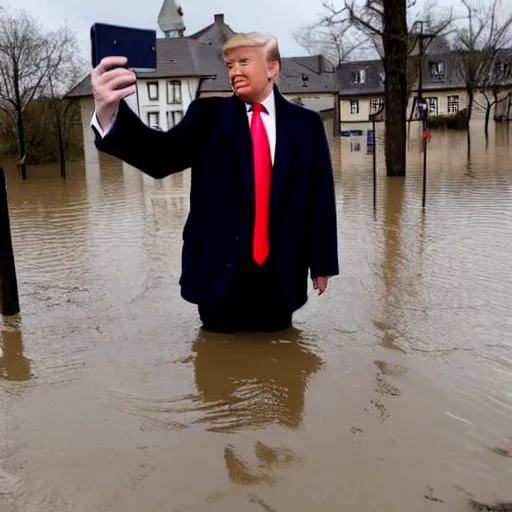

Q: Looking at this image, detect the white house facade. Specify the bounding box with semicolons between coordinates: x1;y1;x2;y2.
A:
136;76;200;131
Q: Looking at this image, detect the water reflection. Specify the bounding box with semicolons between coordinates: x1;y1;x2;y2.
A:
377;177;405;353
0;329;32;382
495;123;511;147
467;130;472;167
0;120;511;509
224;440;299;485
191;328;323;432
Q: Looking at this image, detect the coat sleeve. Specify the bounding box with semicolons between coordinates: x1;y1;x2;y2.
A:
309;112;340;280
92;98;203;179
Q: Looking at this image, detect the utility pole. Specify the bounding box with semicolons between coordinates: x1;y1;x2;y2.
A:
412;20;432;209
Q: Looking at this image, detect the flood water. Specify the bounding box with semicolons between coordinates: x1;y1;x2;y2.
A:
1;120;512;511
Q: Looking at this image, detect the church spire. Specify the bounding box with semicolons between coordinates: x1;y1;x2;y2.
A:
158;0;186;38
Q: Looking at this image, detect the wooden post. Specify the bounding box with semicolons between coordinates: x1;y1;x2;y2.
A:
333;92;340;137
372;118;377;214
369;104;384;216
422;119;428;209
0;168;20;316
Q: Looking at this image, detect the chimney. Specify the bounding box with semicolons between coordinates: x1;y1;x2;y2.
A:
318;55;324;73
214;14;224;24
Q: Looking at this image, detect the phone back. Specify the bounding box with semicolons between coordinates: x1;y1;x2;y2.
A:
91;23;157;72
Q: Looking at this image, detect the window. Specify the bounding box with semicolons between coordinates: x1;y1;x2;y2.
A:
350;70;366;84
167;80;182;104
426;97;438;114
370;98;384;114
429;61;444;81
350;100;359;115
416;97;438;116
379;72;385;84
167;110;184;129
147;112;160;129
147;82;159;101
495;62;511;78
447;95;459;114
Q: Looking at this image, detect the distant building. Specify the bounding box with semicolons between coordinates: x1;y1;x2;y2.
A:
337;48;512;129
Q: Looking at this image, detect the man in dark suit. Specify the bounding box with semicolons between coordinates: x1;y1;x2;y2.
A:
90;32;339;333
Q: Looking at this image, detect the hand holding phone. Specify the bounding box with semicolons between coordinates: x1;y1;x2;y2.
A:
91;56;137;132
90;23;157;131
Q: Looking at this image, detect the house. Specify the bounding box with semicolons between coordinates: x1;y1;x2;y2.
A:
65;12;340;158
338;48;512;129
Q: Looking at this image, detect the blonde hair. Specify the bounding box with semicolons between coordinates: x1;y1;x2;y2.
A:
223;32;281;70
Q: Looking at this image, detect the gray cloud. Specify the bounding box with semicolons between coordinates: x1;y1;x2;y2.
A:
2;0;328;63
2;0;463;71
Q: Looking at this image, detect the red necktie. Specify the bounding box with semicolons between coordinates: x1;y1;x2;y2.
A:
250;103;271;265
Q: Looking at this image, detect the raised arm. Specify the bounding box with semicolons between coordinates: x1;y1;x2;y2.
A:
90;56;201;179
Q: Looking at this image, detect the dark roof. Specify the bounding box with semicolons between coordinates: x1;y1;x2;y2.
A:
199;54;338;94
66;13;339;99
65;38;225;98
278;56;338;94
144;37;221;78
66;44;339;98
65;73;92;98
338;48;512;97
338;54;465;96
188;13;236;47
337;59;385;96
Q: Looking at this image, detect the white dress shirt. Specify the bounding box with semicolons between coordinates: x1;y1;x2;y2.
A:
90;107;116;138
244;89;276;165
90;89;277;164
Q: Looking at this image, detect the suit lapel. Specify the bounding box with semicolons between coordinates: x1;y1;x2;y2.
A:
226;94;254;210
225;86;296;214
271;86;296;213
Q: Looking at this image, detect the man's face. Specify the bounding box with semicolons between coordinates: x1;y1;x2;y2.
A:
224;45;278;103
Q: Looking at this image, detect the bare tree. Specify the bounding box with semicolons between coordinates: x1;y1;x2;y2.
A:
310;0;452;176
293;9;372;65
474;51;512;135
342;0;409;176
450;0;512;128
43;26;88;178
0;8;50;177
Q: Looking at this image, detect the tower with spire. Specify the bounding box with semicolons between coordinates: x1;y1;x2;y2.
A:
158;0;186;38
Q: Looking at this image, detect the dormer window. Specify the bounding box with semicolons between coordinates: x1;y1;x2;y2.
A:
351;69;366;84
495;61;511;78
429;61;444;81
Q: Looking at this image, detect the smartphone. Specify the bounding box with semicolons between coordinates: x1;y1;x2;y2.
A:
91;22;157;72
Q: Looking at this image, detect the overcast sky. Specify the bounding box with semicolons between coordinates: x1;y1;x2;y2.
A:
1;0;468;66
1;0;333;61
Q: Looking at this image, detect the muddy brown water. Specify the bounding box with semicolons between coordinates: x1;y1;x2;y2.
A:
1;121;512;511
